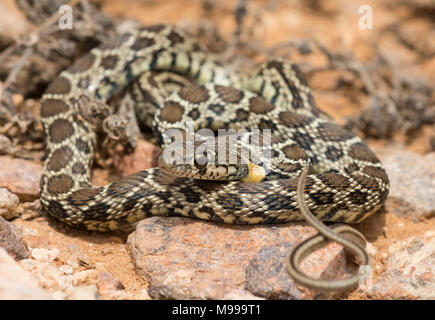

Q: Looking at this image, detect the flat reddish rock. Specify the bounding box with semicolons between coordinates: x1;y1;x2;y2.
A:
0;156;42;201
128;217;350;299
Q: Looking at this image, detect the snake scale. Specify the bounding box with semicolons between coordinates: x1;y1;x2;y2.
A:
40;25;389;290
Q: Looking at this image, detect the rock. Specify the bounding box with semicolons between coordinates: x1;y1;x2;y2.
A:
19;256;95;299
71;270;99;287
137;289;152;300
0;248;50;299
65;285;99;300
0;216;29;260
0;156;42;201
20;253;131;300
0;1;31;39
128;217;351;300
95;271;151;300
118;139;161;176
30;247;60;263
97;271;130;300
0;188;19;220
368;231;435;299
19;258;66;292
17;200;42;220
383;150;435;219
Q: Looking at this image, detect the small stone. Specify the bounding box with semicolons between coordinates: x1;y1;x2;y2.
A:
0;156;42;201
71;270;99;287
17;200;41;220
65;285;99;300
0;248;50;299
0;216;29;260
366;242;377;256
97;271;127;299
30;247;60;263
101;248;112;255
0;188;19;220
59;265;74;276
383;150;435;219
19;259;65;291
12;93;24;107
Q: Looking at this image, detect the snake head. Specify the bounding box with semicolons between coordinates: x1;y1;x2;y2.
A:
157;137;252;181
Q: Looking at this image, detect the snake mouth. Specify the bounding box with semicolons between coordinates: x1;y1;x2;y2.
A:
241;162;267;183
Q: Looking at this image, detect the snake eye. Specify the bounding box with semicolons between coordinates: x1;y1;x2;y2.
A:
194;151;209;170
194;156;207;170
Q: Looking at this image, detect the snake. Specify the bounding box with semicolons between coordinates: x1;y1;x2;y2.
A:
39;24;389;291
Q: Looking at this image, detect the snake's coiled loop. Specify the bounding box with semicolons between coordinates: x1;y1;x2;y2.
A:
286;166;372;291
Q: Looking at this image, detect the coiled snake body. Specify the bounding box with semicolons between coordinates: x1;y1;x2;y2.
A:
40;25;389;289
